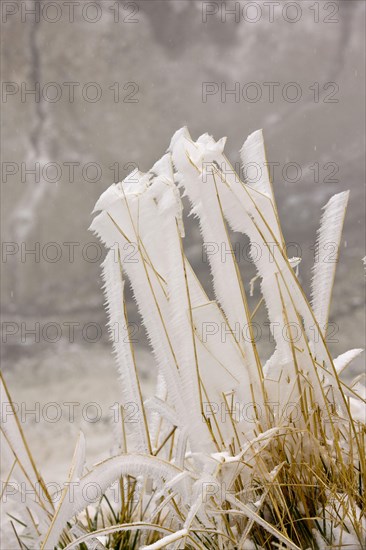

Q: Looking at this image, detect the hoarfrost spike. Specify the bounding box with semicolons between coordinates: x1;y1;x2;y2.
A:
311;191;349;333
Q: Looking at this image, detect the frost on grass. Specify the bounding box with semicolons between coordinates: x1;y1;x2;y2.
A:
1;129;365;549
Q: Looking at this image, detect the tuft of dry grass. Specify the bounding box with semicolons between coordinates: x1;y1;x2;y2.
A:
1;129;365;549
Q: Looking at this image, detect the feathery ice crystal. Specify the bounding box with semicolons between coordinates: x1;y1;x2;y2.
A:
1;128;365;549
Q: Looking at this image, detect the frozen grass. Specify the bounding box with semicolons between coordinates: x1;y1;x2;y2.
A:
1;129;365;549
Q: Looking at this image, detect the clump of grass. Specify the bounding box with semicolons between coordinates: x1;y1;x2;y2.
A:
1;128;365;549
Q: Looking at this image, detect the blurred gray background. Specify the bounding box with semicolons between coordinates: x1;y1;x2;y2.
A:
1;0;365;481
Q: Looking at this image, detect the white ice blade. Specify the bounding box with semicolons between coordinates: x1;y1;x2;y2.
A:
311;191;349;333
